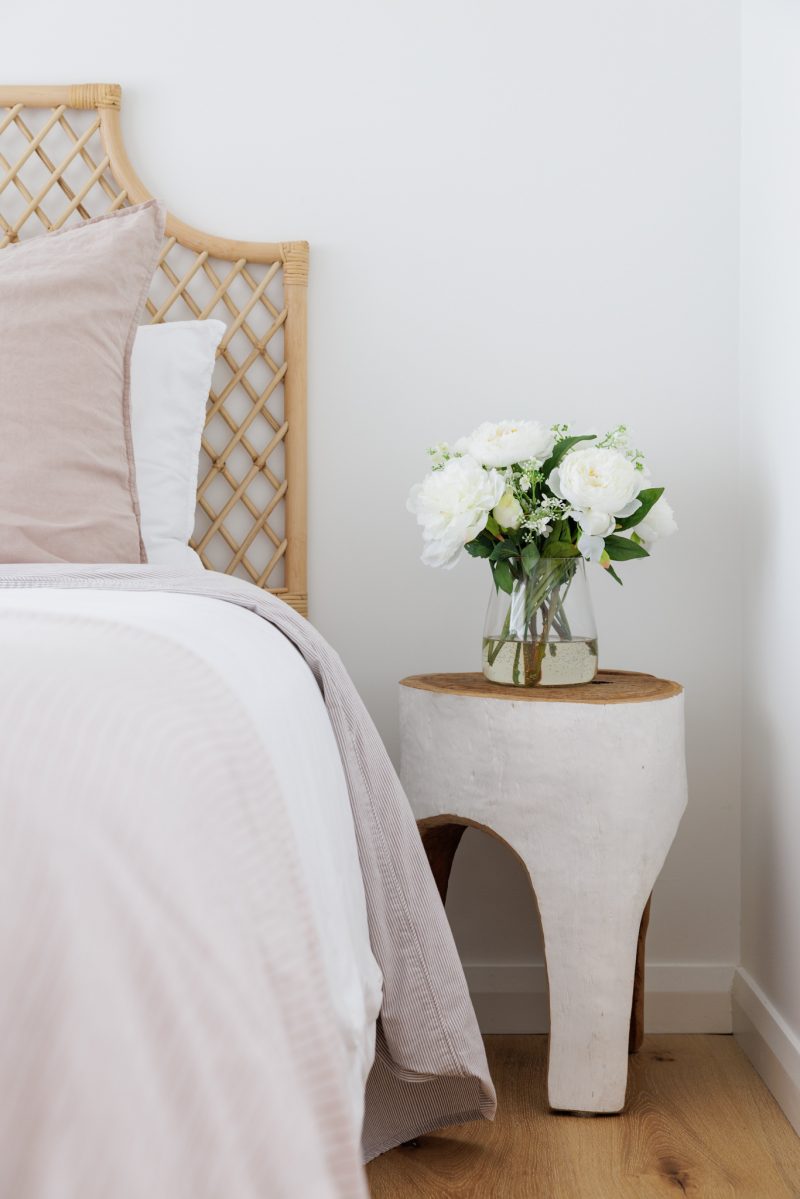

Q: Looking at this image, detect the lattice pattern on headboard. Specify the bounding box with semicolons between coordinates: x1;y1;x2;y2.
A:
0;84;308;614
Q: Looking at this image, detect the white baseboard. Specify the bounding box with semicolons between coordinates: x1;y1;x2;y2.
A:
733;968;800;1136
463;962;734;1034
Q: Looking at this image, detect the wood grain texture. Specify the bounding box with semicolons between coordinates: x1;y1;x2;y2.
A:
367;1035;800;1198
399;670;682;705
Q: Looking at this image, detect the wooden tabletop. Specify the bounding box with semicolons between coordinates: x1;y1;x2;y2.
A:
399;670;682;705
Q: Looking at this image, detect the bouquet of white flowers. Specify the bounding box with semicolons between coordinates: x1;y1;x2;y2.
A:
407;420;676;686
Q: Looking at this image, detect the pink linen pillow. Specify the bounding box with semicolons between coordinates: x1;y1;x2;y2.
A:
0;201;165;563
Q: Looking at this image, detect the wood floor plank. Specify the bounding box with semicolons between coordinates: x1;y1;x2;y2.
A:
366;1035;800;1198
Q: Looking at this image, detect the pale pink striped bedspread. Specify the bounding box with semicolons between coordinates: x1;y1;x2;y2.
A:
0;566;495;1198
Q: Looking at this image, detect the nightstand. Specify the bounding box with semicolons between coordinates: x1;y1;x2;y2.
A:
399;670;687;1114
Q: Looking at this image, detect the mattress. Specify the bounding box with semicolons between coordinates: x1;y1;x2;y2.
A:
0;587;383;1128
0;566;495;1190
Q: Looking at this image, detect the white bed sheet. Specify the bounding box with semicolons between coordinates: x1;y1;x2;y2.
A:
0;588;382;1127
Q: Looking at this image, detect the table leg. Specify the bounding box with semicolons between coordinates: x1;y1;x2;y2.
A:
532;873;647;1114
418;818;654;1111
629;896;651;1053
418;819;467;904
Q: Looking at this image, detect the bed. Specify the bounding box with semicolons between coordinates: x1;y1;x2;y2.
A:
0;86;495;1198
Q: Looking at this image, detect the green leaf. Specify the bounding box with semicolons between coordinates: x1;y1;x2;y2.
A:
615;487;664;532
485;515;501;537
542;539;580;559
492;559;514;594
489;540;520;563
604;534;650;561
541;434;596;480
599;550;623;583
465;536;493;559
521;541;540;575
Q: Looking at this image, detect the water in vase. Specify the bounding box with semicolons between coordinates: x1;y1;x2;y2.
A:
482;637;598;687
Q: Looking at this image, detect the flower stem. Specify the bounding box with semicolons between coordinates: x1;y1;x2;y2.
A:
530;583;561;680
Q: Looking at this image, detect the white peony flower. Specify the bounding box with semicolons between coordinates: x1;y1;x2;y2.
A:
455;420;556;469
407;456;505;569
493;491;524;530
637;496;677;546
550;447;642;534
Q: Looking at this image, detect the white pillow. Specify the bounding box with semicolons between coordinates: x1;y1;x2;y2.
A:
130;320;225;567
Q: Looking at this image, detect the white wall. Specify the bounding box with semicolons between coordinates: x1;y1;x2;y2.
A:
5;0;741;1022
737;0;800;1129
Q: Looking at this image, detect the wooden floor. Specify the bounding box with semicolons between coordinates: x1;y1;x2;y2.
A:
366;1035;800;1198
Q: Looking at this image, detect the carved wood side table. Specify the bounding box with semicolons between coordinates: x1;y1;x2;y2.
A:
398;670;687;1114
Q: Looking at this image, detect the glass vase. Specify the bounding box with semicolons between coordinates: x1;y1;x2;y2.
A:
482;557;598;687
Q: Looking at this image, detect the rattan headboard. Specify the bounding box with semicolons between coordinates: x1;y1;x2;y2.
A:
0;83;308;614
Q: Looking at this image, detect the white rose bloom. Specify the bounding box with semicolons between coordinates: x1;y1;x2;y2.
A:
407;456;505;569
550;447;642;533
455;420;556;468
493;491;524;531
637;496;677;545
